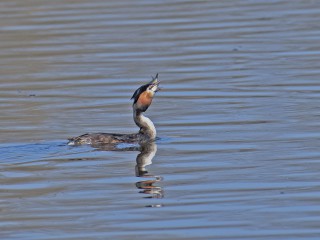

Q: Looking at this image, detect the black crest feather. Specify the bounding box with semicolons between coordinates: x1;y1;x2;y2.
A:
131;84;149;104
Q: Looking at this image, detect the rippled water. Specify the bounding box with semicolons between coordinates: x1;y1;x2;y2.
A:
1;0;320;239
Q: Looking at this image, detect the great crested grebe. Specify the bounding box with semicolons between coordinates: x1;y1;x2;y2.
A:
67;74;160;146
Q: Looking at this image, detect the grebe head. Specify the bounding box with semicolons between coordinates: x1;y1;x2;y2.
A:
131;73;160;112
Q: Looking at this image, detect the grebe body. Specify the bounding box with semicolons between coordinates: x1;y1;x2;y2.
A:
68;74;160;146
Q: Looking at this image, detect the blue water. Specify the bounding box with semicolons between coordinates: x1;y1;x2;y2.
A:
1;0;320;239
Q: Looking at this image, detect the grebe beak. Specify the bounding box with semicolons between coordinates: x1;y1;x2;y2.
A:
149;73;160;92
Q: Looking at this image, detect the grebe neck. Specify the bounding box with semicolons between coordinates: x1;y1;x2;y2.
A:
134;109;156;140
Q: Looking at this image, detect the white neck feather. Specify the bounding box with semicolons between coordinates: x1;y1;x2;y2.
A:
133;110;157;139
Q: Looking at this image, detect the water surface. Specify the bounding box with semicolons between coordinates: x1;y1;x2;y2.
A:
1;0;320;239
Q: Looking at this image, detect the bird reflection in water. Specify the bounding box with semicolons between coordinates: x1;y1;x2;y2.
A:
135;142;163;206
94;141;163;207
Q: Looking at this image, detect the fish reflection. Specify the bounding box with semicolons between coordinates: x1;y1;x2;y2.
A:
135;142;164;203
